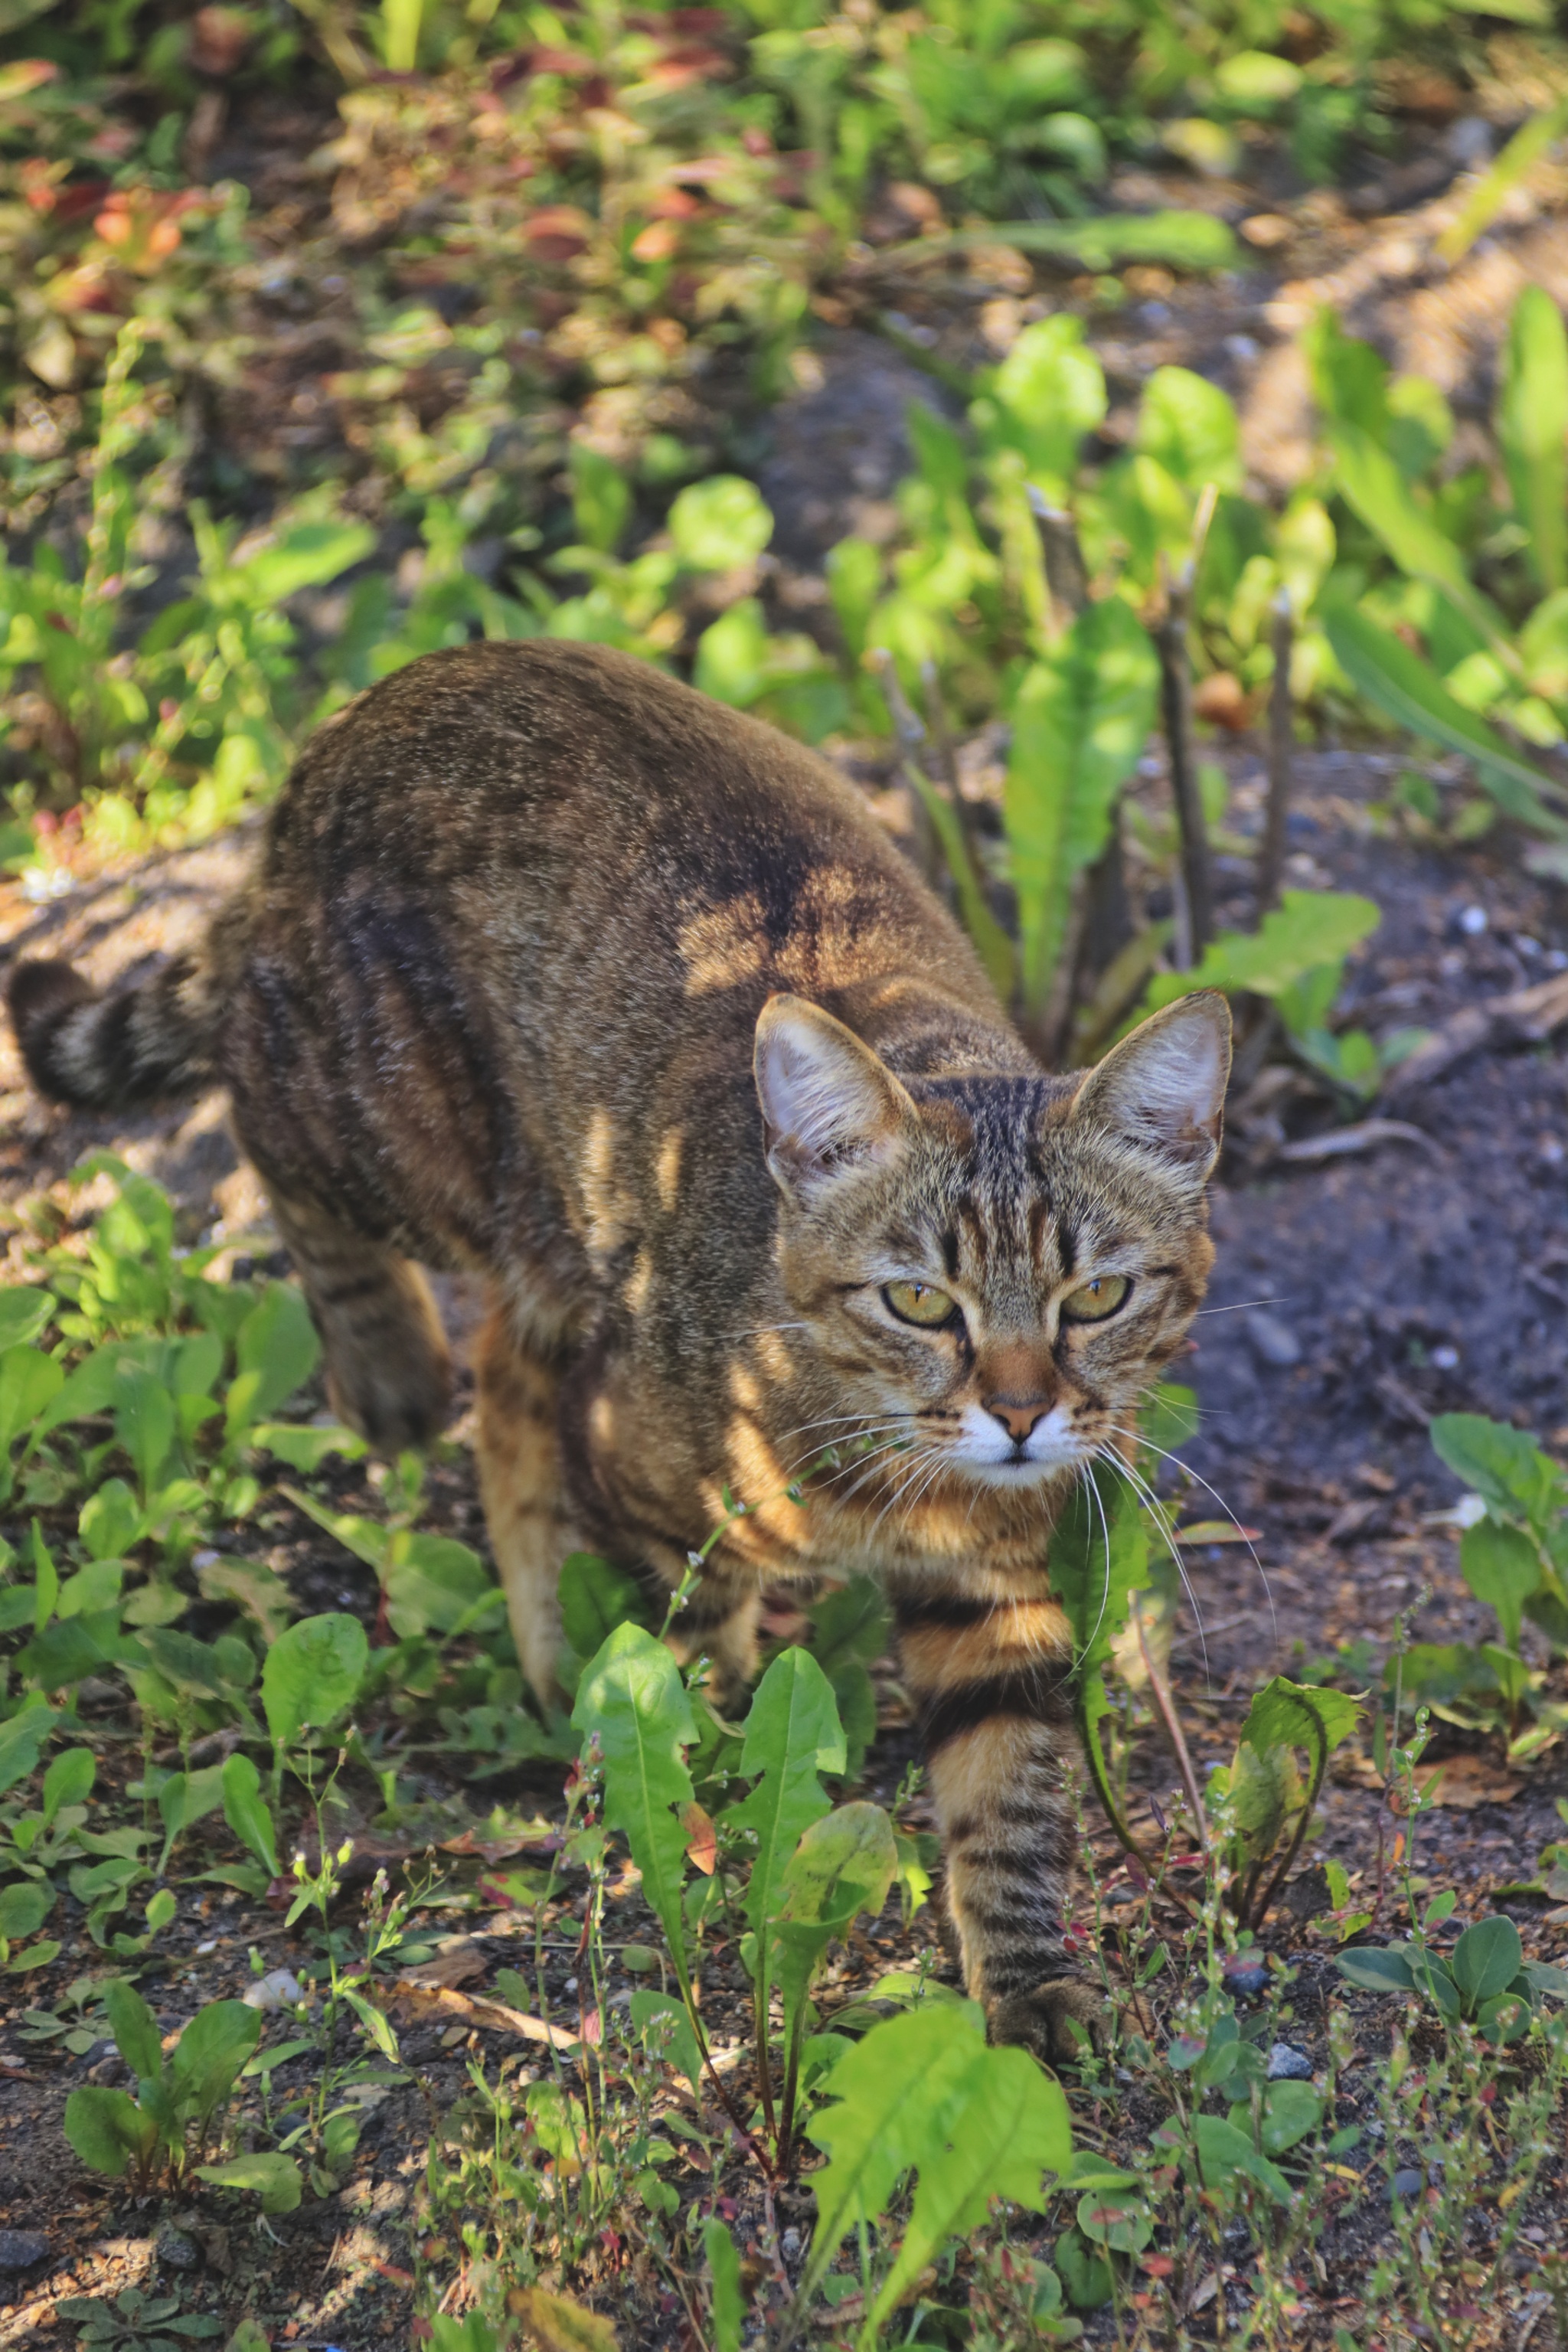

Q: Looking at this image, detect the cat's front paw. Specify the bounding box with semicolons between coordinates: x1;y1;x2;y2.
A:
986;1977;1109;2065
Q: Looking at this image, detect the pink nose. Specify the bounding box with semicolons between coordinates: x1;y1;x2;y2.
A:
986;1399;1050;1445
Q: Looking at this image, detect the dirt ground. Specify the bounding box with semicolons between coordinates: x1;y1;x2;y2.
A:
3;97;1568;2351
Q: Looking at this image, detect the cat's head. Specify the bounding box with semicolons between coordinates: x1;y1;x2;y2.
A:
753;991;1230;1495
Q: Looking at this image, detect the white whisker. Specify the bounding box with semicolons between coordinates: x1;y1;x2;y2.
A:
1096;1442;1213;1690
1106;1422;1278;1662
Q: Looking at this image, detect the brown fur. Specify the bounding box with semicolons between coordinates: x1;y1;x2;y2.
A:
6;639;1230;2060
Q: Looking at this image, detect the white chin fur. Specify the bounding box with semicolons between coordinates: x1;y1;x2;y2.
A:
948;1400;1084;1484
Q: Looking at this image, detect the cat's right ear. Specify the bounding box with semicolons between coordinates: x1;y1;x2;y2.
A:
753;995;916;1200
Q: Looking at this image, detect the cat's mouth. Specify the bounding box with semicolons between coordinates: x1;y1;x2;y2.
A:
947;1400;1088;1486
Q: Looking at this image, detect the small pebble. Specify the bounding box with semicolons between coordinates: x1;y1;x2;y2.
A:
781;2228;801;2260
1390;2167;1424;2200
1223;1958;1268;1997
1430;1344;1459;1371
1458;903;1488;936
156;2223;200;2272
564;1977;578;1994
1266;2043;1313;2081
0;2232;49;2272
243;1968;305;2011
1245;1308;1302;1370
194;1939;219;1956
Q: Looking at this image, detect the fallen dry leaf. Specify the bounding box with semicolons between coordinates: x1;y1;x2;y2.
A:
1174;1521;1263;1547
381;1979;578;2050
395;1942;488;1991
1410;1754;1524;1810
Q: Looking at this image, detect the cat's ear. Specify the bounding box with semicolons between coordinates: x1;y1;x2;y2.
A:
1069;991;1231;1178
754;995;916;1197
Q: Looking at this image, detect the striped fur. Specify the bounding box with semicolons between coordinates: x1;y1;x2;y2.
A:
5;642;1229;2061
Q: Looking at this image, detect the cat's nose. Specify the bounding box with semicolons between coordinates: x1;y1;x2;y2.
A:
985;1398;1052;1445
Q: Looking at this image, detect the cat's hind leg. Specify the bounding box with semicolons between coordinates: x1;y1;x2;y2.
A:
475;1304;573;1714
266;1187;451;1452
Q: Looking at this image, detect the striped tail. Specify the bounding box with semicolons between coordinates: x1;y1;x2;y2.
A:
6;950;224;1111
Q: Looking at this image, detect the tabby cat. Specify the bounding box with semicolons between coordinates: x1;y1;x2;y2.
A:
8;639;1230;2058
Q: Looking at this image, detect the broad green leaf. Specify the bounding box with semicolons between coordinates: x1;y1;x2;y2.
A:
113;1366;174;1498
260;1611;368;1747
168;1998;262;2118
226;1282;320;1438
1047;1462;1150;1678
1142;888;1380;1017
63;2085;157;2177
137;1627;227;1697
247;1420;366;1472
573;1622;698;1996
196;1554;294;1643
0;1703;57;1796
559;1553;655;1660
1335;1945;1419;1994
1229;2079;1322;2154
156;1763;228;1867
732;1647;846;1936
1006;598;1159;1016
79;1478;145;1563
807;1576;890;1675
1240;1677;1360;1766
279;1487;388;1573
986;314;1106;487
384;1530;495;1639
570;442;631;556
103;1978;164;2081
1192;2113;1292;2204
1450;1916;1523;2007
0;1288;54;1351
1321;601;1567;835
704;2217;743;2352
1431;1413;1562;1533
800;2003;1070;2321
866;2036;1073;2341
1136;367;1241;494
630;1988;703;2094
0;1344;64;1456
30;1339;139;1445
777;1800;897;1931
196;2151;302;2213
1459;1519;1542;1651
1328;423;1501;647
222;1753;279;1880
43;1745;95;1824
668;476;773;573
0;1881;52;1939
232;520;375;606
1073;2189;1152;2253
1500;286;1568;592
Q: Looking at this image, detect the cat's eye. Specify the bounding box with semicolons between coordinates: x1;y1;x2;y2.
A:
1060;1274;1130;1324
883;1280;959;1328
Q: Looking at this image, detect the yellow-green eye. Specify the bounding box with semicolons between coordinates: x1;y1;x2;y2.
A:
1060;1274;1130;1325
883;1280;959;1328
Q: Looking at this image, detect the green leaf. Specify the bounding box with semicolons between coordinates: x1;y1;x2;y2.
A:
985;314;1106;487
1005;598;1159;1016
156;1763;228;1867
1228;2079;1322;2154
1240;1677;1360;1764
196;1555;295;1644
79;1479;145;1563
1192;2114;1292;2204
226;1283;321;1439
668;476;773;572
103;1977;164;2082
113;1365;174;1498
704;2217;743;2352
1142;889;1381;1017
1321;601;1567;836
0;1344;65;1459
558;1553;655;1661
196;2151;302;2213
799;2002;1071;2334
1439;96;1568;264
629;1988;703;2095
940;212;1238;274
222;1753;279;1880
0;1703;57;1796
63;2085;157;2178
0;1881;52;1939
1073;2189;1152;2254
570;442;631;556
233;520;375;606
1136;367;1242;494
247;1420;366;1472
572;1622;697;1996
1327;423;1501;647
1047;1462;1150;1681
1449;1916;1523;2008
168;1998;262;2119
0;1289;54;1351
384;1530;496;1640
1499;286;1568;593
42;1743;95;1824
260;1612;368;1747
1335;1945;1418;1994
1431;1413;1561;1532
1459;1520;1542;1652
729;1648;844;2064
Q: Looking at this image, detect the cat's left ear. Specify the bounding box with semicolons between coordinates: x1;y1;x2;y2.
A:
754;995;916;1200
1068;991;1232;1179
